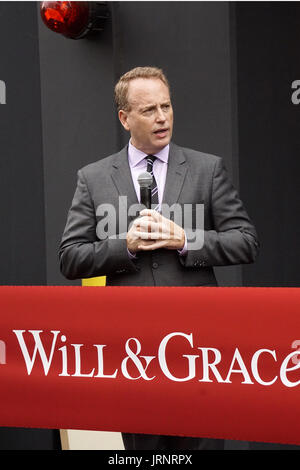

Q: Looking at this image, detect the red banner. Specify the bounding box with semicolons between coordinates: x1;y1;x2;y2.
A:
0;286;300;445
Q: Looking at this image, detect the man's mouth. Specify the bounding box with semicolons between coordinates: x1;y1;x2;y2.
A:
153;128;169;138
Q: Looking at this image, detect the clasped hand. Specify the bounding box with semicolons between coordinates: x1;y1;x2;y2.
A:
126;209;185;253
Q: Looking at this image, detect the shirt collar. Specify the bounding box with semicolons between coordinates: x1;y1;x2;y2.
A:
128;140;169;168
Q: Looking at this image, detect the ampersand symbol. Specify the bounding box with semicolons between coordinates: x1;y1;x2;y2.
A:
291;340;300;365
121;338;156;380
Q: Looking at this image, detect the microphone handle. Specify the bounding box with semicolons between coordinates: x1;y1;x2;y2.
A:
140;187;151;209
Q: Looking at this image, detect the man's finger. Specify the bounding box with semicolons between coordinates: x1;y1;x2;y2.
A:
138;240;168;250
140;209;162;222
137;220;160;233
137;230;170;240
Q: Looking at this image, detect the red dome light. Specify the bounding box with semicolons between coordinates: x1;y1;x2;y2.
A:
40;1;109;40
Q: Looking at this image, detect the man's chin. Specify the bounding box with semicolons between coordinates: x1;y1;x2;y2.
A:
150;136;171;152
133;137;171;154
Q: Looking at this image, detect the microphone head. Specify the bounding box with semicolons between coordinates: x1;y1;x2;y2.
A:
137;171;153;188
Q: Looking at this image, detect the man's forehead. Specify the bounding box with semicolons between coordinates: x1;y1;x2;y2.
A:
127;78;170;106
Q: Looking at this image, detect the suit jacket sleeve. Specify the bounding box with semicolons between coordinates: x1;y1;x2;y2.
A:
59;169;138;280
180;157;259;268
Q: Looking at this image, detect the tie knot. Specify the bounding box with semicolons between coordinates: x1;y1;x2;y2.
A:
146;154;156;164
146;155;156;173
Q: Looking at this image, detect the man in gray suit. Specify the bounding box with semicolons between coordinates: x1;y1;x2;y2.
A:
59;67;259;450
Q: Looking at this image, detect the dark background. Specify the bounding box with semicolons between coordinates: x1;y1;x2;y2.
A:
0;0;299;450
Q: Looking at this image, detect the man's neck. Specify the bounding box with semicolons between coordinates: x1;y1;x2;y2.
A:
129;139;170;157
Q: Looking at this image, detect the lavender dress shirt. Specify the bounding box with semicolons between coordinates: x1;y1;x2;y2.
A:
127;140;187;256
128;140;169;208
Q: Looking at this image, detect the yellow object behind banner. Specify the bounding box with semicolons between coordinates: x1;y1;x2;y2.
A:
82;277;106;286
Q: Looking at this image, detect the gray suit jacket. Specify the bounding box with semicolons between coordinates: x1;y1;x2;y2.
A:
59;143;259;286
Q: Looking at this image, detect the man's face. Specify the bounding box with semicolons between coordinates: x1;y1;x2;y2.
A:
119;78;174;155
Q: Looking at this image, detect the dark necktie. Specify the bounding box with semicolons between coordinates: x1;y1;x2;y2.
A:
146;155;159;210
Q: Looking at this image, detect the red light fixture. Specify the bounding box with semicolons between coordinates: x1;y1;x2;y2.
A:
40;1;109;39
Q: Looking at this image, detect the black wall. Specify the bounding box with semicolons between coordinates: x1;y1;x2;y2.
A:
236;3;300;288
0;2;46;286
0;2;59;449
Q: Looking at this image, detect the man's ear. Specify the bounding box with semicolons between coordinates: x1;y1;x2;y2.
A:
118;109;130;131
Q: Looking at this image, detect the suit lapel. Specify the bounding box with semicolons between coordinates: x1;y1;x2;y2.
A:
110;145;139;209
162;142;187;207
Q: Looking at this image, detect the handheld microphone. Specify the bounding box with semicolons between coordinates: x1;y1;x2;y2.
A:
137;172;153;209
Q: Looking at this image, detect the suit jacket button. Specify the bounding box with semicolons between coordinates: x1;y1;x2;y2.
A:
152;262;159;269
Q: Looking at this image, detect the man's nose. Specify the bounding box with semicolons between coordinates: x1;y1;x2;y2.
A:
156;107;166;122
